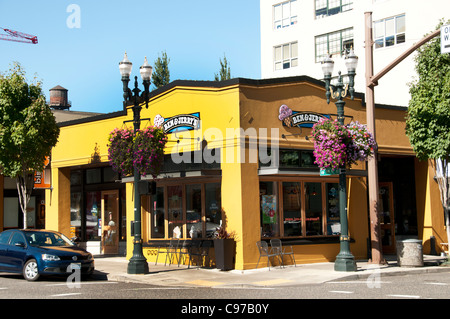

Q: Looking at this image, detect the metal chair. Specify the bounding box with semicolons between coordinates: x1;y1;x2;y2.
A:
256;241;281;270
178;240;192;267
189;240;211;267
188;240;202;267
270;238;296;267
165;239;180;266
154;242;166;265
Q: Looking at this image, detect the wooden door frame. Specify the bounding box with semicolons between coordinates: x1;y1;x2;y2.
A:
101;190;119;254
379;182;396;254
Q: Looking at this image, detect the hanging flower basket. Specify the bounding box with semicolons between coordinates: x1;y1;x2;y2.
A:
107;126;168;178
345;121;377;167
311;118;376;170
133;126;168;178
311;118;350;170
107;127;135;177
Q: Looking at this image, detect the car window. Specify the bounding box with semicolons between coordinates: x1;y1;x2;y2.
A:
0;232;11;244
25;232;73;247
9;232;26;246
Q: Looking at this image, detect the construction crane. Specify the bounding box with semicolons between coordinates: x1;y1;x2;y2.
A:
0;27;38;44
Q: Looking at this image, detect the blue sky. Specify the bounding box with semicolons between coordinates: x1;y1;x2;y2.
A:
0;0;261;113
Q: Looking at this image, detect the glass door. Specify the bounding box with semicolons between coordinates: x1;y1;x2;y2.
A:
379;182;396;254
101;190;119;254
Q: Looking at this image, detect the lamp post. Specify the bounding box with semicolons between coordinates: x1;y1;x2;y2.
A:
119;52;153;274
321;49;358;272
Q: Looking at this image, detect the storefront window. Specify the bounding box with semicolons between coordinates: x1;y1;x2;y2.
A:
260;181;279;237
326;183;340;235
186;184;202;238
205;182;221;238
280;150;300;167
86;191;101;241
305;182;323;236
86;168;101;184
168;186;183;238
151;187;165;238
282;182;302;236
70;192;82;239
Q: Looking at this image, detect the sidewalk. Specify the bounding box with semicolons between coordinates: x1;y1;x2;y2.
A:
92;255;450;288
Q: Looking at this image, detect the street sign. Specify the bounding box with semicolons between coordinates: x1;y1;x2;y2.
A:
441;24;450;54
320;167;339;176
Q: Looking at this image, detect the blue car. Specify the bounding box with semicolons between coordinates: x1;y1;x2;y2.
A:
0;229;94;281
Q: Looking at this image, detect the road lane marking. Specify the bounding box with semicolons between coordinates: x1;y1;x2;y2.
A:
327;281;391;284
329;290;354;294
387;294;420;299
46;281;118;287
50;293;82;297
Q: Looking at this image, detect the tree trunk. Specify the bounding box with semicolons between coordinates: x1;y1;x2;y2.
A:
445;207;450;254
16;172;35;229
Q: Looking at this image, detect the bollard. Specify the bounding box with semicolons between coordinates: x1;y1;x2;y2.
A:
396;239;424;267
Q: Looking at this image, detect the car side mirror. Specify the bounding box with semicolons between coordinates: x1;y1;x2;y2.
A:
15;242;26;248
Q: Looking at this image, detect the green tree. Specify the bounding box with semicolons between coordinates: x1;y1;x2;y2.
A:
405;20;450;245
0;63;60;229
151;51;170;90
214;54;231;81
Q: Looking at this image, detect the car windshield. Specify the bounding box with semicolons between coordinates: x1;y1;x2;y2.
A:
24;231;74;247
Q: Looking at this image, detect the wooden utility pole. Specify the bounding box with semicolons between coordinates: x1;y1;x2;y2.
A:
364;11;384;265
364;11;441;264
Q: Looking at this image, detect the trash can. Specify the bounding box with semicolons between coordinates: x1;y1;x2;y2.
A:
396;239;423;267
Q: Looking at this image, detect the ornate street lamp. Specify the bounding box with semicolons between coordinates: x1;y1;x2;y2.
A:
321;49;358;272
119;52;153;274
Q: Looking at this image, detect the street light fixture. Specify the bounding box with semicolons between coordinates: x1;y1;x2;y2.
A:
321;49;358;272
119;52;153;275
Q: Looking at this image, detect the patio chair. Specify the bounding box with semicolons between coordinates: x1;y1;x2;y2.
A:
270;238;296;267
256;241;281;270
188;240;202;267
154;242;166;265
165;239;180;266
189;240;212;268
178;240;192;267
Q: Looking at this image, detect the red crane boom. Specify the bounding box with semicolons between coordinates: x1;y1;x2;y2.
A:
0;27;38;44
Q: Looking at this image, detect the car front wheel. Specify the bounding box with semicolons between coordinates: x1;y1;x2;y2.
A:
23;259;40;281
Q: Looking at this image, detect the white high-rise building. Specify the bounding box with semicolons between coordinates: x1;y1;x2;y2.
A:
260;0;448;106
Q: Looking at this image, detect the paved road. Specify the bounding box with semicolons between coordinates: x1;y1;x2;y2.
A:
0;270;448;301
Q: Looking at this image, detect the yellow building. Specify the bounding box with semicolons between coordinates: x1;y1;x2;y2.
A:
36;76;445;270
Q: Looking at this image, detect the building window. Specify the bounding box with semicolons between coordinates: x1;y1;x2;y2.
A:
151;187;165;238
282;182;302;236
186;184;202;238
315;28;353;63
260;181;280;237
273;0;298;30
147;181;221;240
168;185;183;238
305;182;322;235
315;0;353;19
274;42;298;71
260;180;341;238
70;168;125;242
205;182;222;238
326;183;340;234
374;14;406;49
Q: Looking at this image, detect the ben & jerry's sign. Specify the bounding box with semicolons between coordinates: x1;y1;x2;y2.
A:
154;112;200;134
278;105;329;128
